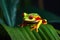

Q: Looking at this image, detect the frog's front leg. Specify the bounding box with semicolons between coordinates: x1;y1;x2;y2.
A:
30;20;42;32
36;20;42;32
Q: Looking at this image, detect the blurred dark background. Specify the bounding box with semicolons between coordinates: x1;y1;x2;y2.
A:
44;0;60;16
21;0;60;16
27;0;60;16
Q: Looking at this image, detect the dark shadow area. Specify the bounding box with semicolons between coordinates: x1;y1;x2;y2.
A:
0;24;11;40
50;23;60;30
58;33;60;36
44;0;60;16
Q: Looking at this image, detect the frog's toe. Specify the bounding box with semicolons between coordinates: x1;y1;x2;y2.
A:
36;28;38;32
30;26;37;31
31;28;35;31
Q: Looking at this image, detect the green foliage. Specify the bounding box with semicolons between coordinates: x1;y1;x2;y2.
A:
1;24;60;40
56;30;60;35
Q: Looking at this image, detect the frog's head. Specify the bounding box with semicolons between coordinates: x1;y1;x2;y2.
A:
22;13;41;22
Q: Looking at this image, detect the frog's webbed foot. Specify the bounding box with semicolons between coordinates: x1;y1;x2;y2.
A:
18;24;24;27
31;26;38;32
30;25;37;31
31;27;35;31
21;24;24;27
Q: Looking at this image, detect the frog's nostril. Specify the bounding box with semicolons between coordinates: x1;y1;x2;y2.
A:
29;15;33;19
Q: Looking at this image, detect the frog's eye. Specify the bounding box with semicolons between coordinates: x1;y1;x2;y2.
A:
29;15;33;19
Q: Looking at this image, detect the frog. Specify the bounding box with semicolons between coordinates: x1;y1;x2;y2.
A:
18;13;47;32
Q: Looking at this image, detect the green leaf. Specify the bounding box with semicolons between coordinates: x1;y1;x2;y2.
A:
56;30;60;35
1;23;60;40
